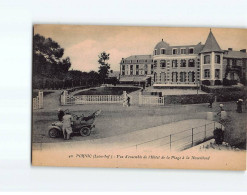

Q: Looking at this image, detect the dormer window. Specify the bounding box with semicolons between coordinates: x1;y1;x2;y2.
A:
161;49;166;54
173;49;178;55
154;49;157;55
130;60;132;63
189;48;194;54
181;48;186;54
137;60;139;63
122;60;125;63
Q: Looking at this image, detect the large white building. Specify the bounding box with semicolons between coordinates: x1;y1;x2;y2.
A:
119;29;247;87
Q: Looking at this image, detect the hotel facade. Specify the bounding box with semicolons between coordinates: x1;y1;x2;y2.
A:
119;30;247;87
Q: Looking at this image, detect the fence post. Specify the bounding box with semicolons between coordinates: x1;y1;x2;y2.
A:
38;91;43;109
204;124;207;140
192;128;194;147
139;92;142;105
170;134;172;151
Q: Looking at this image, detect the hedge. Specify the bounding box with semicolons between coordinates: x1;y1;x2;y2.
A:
164;94;214;104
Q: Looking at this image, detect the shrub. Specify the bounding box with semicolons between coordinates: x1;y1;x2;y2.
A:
223;78;231;86
214;80;222;85
213;128;224;145
202;80;211;86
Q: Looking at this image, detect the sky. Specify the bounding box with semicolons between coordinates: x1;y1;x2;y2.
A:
34;25;247;72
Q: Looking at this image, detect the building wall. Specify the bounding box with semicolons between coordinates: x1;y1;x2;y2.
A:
153;54;200;84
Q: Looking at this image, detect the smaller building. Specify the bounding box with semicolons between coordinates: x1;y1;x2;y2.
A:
119;55;153;86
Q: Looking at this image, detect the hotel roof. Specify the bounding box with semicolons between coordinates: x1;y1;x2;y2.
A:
201;30;223;53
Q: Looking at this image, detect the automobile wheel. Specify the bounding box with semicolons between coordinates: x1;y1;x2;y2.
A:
49;128;59;138
80;127;91;137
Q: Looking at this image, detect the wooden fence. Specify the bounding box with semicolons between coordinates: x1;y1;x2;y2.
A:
33;91;43;110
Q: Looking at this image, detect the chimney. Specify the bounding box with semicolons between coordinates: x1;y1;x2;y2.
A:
240;49;246;53
228;48;232;51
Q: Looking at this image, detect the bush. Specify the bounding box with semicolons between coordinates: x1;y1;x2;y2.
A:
202;80;211;86
213;128;224;145
214;80;222;85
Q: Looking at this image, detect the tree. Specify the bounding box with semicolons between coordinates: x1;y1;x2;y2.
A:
98;51;110;84
33;34;71;78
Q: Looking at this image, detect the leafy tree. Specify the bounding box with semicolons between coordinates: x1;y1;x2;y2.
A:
33;34;71;78
98;51;110;83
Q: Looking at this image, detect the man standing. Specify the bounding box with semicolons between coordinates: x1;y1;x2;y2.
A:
62;110;73;140
57;108;65;121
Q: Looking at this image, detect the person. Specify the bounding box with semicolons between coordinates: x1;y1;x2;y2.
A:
236;99;243;113
62;110;73;140
217;104;224;116
208;98;214;108
127;95;131;107
57;108;65;121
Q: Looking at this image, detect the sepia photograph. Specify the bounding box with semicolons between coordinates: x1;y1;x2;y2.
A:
31;25;246;170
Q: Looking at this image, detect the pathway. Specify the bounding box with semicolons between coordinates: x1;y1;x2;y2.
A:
33;119;222;152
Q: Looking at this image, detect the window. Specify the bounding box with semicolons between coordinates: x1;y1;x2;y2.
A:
180;59;186;67
145;71;148;75
188;72;195;82
154;60;157;67
173;49;178;55
130;65;133;75
122;71;125;75
122;60;125;63
130;60;132;63
172;60;178;68
172;72;178;82
151;64;154;69
229;59;233;66
181;48;186;54
189;48;194;54
136;70;139;75
188;59;195;67
136;65;139;69
204;69;210;78
215;69;220;79
154;49;157;55
204;55;210;64
160;72;166;82
145;60;147;63
160;60;166;68
137;60;139;63
122;65;125;70
161;49;166;54
215;55;221;64
180;72;186;82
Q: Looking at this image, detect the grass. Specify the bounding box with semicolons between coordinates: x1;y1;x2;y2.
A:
74;86;141;96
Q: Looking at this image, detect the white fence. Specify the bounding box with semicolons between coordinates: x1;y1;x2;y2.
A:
61;91;123;105
33;91;43;110
139;92;165;105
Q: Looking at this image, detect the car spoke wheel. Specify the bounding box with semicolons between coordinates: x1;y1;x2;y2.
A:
49;128;58;138
80;127;91;137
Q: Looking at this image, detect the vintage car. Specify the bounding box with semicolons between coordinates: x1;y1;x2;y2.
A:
48;110;101;138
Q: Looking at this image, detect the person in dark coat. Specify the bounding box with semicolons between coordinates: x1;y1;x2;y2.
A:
236;99;243;113
58;108;65;121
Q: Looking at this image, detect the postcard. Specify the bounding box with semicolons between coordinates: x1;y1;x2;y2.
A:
32;25;246;170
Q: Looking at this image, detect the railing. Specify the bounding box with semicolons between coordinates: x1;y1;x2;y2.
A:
131;121;223;151
139;92;164;105
74;95;123;104
33;91;43;110
61;91;123;105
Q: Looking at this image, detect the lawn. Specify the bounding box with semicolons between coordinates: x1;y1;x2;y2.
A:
74;86;141;96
